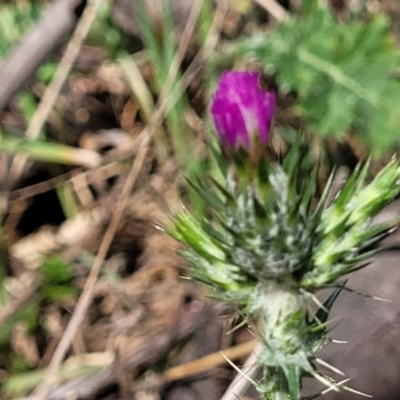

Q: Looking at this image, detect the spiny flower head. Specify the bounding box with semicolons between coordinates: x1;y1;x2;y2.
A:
169;134;400;398
210;71;275;154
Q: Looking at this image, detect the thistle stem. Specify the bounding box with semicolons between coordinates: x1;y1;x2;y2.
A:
252;282;306;400
260;366;291;400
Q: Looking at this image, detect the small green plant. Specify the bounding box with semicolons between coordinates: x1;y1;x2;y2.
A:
0;255;76;344
39;255;77;302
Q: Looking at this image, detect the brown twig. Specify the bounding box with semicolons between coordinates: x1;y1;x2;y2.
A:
6;163;126;203
219;341;262;400
34;0;219;398
35;127;150;400
163;340;258;383
25;0;102;141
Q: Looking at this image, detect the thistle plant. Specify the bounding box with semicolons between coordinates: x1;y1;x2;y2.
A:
169;70;400;399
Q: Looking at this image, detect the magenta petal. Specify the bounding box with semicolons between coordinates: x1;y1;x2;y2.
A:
211;99;249;148
257;91;276;145
210;70;276;153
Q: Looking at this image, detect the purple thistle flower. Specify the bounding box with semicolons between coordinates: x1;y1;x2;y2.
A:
210;71;275;152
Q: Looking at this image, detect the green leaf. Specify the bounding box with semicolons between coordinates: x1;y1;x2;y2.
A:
233;3;400;153
0;137;101;167
41;285;77;302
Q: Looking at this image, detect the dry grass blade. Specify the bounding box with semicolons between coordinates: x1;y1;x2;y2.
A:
8;163;126;203
34;1;228;398
120;58;155;122
119;57;170;162
35;134;150;400
163;339;258;383
25;0;103;140
9;0;104;187
219;342;263;400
